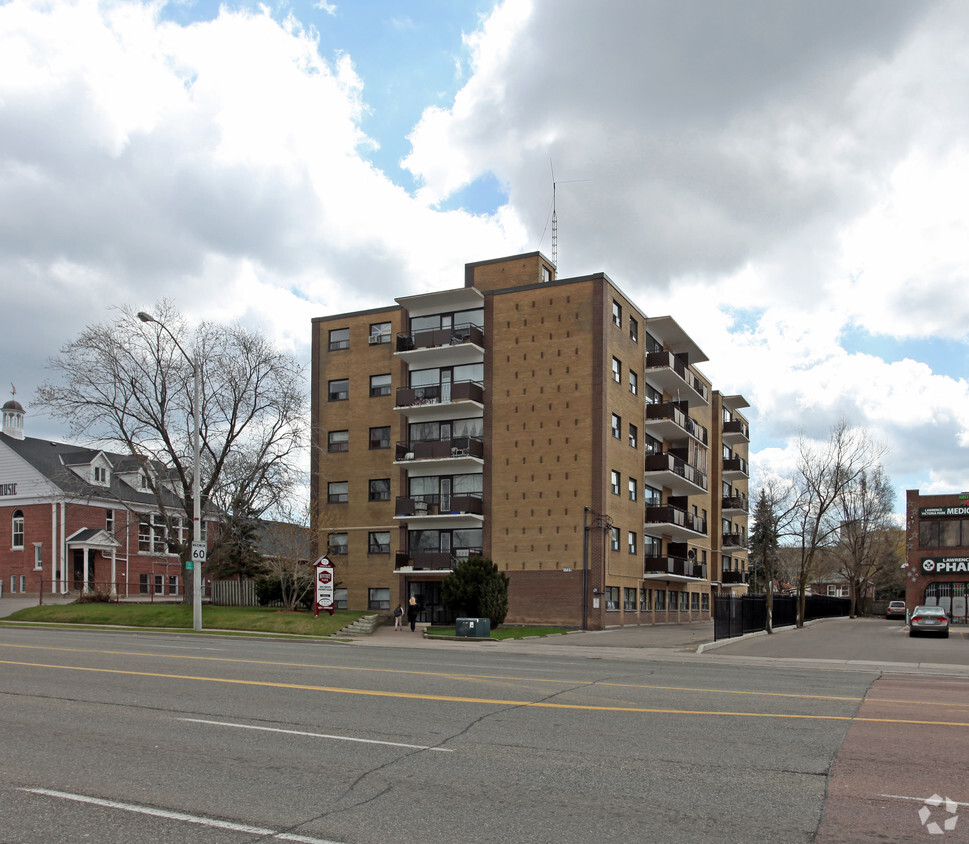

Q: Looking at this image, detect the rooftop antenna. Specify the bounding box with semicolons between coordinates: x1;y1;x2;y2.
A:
547;158;589;272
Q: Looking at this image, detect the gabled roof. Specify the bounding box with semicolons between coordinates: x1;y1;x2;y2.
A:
0;432;184;510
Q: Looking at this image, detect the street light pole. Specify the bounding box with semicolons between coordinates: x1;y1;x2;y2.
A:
138;312;202;632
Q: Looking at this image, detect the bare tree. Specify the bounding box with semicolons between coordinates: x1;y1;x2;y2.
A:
830;466;900;617
790;421;885;626
259;508;314;612
36;301;307;605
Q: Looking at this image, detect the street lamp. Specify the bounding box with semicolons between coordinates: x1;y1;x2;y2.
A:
137;311;202;632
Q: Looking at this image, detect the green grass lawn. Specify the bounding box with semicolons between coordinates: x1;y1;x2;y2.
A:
426;625;570;640
1;603;367;637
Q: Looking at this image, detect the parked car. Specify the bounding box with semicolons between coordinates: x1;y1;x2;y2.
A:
886;600;907;620
909;605;950;638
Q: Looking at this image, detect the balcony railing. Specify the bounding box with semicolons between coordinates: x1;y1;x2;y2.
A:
722;419;749;441
395;436;484;461
643;556;707;579
395;548;483;570
644;402;708;445
645;505;706;535
722;532;746;550
722;495;749;514
645;351;710;402
721;570;748;585
396;380;484;408
395;494;484;517
644;451;708;492
722;456;749;478
396;323;484;353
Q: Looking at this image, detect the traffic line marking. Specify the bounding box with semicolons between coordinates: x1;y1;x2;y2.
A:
178;718;453;751
19;788;343;843
0;642;879;704
4;658;969;725
879;794;969;807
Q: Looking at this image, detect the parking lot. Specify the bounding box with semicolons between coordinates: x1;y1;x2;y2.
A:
711;615;969;668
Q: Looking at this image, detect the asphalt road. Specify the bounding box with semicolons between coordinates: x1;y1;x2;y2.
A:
2;624;967;843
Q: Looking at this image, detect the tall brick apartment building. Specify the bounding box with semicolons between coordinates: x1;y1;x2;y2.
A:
310;252;750;628
0;398;212;598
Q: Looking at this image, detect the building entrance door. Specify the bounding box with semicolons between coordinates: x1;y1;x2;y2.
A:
408;580;453;624
72;550;94;591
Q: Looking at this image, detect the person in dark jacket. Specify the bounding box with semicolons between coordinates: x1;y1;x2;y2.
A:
406;596;419;632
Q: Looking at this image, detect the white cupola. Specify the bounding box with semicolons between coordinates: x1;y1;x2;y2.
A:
2;398;25;440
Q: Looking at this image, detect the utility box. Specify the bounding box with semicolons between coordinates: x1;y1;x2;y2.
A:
455;617;491;638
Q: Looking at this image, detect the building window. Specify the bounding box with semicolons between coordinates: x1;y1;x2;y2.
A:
624;587;637;611
611;414;621;439
33;543;42;570
328;533;348;555
655;590;666;611
541;265;551;283
334;588;348;610
328;328;350;351
628;424;638;449
369;478;391;502
154;574;164;595
701;593;710;612
628;531;637;555
644;384;662;405
680;592;689;612
611;470;621;495
369;322;392;344
612;300;622;327
628;370;638;395
93;466;107;484
328;378;349;401
328;430;349;452
139;574;149;594
628;478;637;502
369;588;391;610
691;592;700;611
644;485;661;506
12;510;24;549
629;316;638;343
611;357;621;382
610;526;620;552
370;426;391;449
168;575;179;595
605;586;620;610
328;481;348;503
370;373;392;397
105;509;114;533
368;531;390;554
640;587;651;612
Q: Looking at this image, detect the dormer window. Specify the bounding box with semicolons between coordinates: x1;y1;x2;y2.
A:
94;466;108;485
141;475;149;489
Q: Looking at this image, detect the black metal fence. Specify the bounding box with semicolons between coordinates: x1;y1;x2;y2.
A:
713;593;850;641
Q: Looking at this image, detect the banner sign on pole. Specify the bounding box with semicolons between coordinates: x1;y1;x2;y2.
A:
314;555;334;617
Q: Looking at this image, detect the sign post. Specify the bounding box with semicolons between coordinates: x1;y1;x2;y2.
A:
314;555;335;618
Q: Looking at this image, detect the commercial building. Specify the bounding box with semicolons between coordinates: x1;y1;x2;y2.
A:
905;489;969;623
0;398;212;598
310;252;750;628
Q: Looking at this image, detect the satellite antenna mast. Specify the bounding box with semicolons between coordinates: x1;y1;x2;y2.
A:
547;159;589;272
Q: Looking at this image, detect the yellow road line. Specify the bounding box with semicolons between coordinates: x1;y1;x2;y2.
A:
0;642;865;703
3;658;969;727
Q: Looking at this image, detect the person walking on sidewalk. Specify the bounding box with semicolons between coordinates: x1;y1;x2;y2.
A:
407;596;419;632
393;604;403;631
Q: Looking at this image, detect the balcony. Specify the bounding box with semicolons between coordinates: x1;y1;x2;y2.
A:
643;402;709;446
395;436;484;464
643;556;707;582
721;418;749;445
644;451;707;495
721;495;748;516
395;380;484;414
722;532;746;551
394;494;484;523
721;570;748;585
395;323;485;367
644;505;706;540
395;547;483;571
645;351;709;406
722;456;749;480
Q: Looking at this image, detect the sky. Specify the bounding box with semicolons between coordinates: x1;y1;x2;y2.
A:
2;0;969;519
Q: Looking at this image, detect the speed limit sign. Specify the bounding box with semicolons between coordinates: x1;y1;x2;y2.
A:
191;541;207;563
